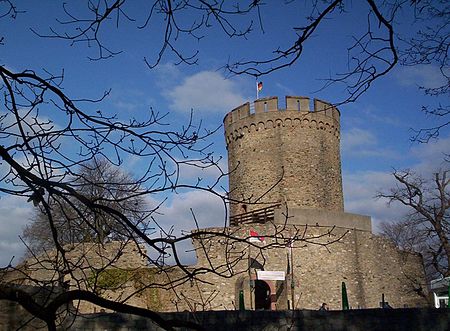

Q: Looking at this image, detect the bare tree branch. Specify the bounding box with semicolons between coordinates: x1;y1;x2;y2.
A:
378;166;450;278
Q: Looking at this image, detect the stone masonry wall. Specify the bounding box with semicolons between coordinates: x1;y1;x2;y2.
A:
1;227;428;316
4;241;150;313
8;241;148;285
224;96;343;218
165;223;428;312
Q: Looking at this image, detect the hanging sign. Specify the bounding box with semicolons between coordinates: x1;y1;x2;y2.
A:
257;271;285;281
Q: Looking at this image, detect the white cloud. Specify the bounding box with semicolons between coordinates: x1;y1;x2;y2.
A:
2;112;62;143
165;71;247;114
359;105;404;127
148;190;226;265
410;136;450;174
341;127;397;158
159;190;226;231
154;63;183;84
343;171;409;231
0;188;226;267
177;158;228;187
342;128;376;151
396;65;448;89
0;195;33;266
343;135;450;232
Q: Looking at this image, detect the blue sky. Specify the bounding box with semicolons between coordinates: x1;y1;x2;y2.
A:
0;1;448;265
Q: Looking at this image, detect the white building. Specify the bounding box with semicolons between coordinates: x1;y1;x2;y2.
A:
430;277;449;308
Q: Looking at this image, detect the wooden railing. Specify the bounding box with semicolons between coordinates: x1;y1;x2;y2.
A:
229;204;281;226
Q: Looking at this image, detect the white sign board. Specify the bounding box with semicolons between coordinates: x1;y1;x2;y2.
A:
256;271;285;281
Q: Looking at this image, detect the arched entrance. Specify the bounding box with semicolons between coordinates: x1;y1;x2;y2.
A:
254;280;271;310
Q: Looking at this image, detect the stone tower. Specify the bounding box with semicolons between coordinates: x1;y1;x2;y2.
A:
224;96;343;219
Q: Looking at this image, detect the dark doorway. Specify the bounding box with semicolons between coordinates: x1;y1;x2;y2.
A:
254;280;271;310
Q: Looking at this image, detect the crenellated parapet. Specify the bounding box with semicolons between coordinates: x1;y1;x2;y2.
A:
224;96;340;125
223;96;340;146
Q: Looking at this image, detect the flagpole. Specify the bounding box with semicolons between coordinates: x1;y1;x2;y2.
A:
256;79;259;100
290;239;295;309
248;241;253;310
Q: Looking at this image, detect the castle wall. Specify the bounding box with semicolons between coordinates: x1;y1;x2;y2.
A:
6;241;150;314
224;96;343;218
9;241;148;283
292;227;427;309
169;223;428;312
275;207;372;232
6;230;427;314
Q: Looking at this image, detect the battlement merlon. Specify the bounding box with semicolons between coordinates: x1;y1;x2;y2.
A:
223;96;340;126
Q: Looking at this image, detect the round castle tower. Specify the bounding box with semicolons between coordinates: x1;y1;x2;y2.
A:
224;96;343;219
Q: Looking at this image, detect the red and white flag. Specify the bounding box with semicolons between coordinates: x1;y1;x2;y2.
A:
257;81;263;91
249;229;265;243
256;81;263;99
